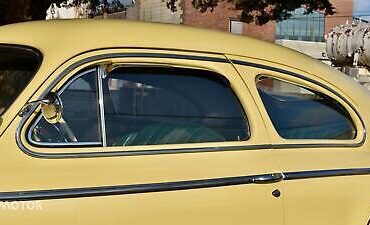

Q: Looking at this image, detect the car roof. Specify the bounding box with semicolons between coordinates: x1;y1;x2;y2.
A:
0;19;364;99
0;19;316;68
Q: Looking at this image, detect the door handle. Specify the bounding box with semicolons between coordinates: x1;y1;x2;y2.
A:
252;173;284;184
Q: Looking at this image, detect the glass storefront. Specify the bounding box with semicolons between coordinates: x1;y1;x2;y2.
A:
276;7;325;42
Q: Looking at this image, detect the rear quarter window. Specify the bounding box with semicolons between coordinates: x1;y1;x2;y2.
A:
256;76;356;140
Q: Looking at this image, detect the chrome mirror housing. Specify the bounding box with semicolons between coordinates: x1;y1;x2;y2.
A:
41;92;63;124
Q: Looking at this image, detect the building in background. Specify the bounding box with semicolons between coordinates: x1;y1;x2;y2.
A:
276;0;353;42
326;0;354;33
135;0;353;44
0;0;354;49
276;8;326;42
140;0;182;23
276;0;353;60
136;0;274;42
46;1;90;19
180;0;275;42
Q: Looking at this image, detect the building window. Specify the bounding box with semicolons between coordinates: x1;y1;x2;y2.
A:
276;7;325;42
229;20;243;34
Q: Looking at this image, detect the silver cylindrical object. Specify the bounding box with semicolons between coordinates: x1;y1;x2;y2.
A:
326;23;370;68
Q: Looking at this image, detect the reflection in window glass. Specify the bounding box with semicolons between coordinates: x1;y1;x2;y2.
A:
103;67;249;146
256;76;356;140
30;69;101;145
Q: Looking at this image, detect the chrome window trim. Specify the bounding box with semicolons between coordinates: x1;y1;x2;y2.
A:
97;66;107;147
15;52;366;159
26;68;103;147
27;115;101;147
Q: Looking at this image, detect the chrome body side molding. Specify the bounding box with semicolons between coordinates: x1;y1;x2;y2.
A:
1;168;369;202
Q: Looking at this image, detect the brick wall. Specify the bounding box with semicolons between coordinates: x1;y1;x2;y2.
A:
181;0;275;42
182;0;238;32
243;22;276;42
325;0;353;34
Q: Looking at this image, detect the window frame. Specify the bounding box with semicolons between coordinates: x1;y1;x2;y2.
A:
253;74;364;146
229;19;243;35
27;68;102;147
24;62;251;151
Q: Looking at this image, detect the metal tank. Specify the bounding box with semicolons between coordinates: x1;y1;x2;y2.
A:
360;26;370;66
326;23;370;68
326;22;370;91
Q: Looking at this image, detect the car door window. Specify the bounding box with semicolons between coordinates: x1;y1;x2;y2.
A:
256;76;356;140
103;67;249;146
29;69;101;145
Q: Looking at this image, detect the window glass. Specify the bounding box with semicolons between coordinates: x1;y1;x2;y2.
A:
229;20;243;34
29;69;101;145
256;76;356;140
103;67;249;146
0;45;41;116
275;7;325;42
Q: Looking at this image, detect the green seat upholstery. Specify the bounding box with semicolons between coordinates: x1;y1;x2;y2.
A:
115;123;226;146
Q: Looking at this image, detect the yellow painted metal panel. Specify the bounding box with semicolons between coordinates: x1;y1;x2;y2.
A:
0;49;284;225
230;54;370;225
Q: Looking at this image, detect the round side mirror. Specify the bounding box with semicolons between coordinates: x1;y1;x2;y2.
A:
41;92;63;124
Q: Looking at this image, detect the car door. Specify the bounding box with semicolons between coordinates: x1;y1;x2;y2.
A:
1;49;284;225
230;54;370;225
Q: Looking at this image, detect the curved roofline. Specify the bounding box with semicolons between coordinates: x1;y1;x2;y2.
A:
0;19;360;95
0;19;280;56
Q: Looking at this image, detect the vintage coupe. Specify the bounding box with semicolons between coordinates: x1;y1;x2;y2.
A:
0;20;369;225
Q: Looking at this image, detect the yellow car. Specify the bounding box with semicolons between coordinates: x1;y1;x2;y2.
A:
0;20;369;225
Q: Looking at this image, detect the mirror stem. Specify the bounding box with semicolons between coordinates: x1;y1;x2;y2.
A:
18;98;50;117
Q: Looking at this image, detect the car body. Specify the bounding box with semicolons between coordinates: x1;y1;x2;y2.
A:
0;20;370;225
